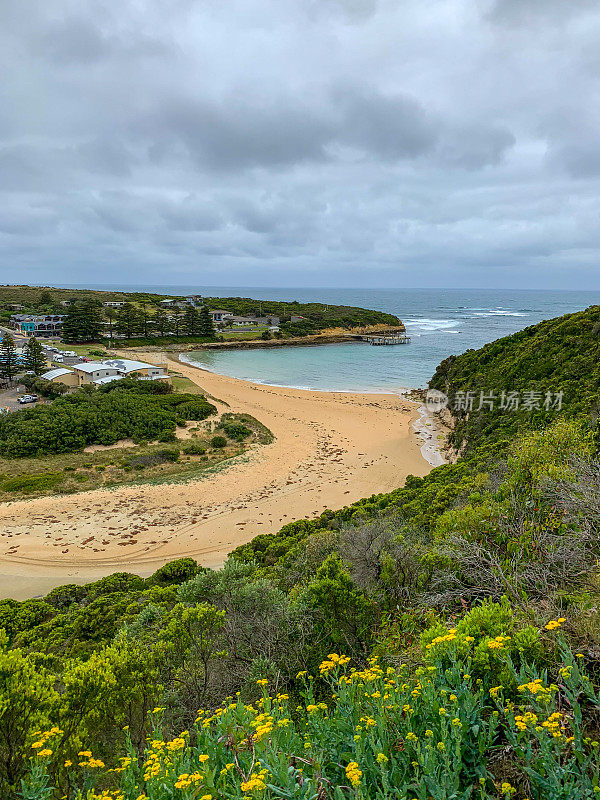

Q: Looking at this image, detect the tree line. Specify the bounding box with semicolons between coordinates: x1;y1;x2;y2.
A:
61;300;216;343
0;335;46;380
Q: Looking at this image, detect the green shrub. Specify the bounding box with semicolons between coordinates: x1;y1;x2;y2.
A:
0;472;64;493
182;441;207;455
210;435;227;449
219;420;252;441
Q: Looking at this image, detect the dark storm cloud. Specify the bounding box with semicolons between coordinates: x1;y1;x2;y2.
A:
1;0;600;287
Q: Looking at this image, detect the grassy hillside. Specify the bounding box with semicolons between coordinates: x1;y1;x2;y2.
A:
3;306;600;799
0;285;401;337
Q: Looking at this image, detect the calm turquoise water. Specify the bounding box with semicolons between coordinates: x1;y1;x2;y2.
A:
177;288;600;391
72;285;600;391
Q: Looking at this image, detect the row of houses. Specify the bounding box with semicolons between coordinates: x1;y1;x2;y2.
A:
210;310;281;327
9;314;66;336
41;358;169;388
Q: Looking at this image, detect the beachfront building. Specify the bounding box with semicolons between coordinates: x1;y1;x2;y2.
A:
72;362;121;386
40;359;168;388
9;314;66;337
102;358;168;380
40;367;79;387
185;295;203;306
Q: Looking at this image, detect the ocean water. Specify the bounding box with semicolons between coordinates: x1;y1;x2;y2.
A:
74;285;600;391
180;288;600;391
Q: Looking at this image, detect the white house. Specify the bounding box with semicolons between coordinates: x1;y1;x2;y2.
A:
72;362;120;386
102;358;168;380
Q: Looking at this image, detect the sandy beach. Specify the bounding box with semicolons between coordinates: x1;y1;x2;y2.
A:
0;353;440;600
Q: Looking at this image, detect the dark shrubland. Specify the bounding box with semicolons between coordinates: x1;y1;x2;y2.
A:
0;381;216;458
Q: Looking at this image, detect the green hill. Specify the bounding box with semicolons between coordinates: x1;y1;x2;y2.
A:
3;306;600;800
429;304;600;453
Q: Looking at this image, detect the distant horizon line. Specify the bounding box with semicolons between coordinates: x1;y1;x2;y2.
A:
7;283;600;294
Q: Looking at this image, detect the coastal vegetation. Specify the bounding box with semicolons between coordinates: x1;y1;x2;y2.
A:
0;379;272;500
2;306;600;798
0;286;401;346
0;380;216;458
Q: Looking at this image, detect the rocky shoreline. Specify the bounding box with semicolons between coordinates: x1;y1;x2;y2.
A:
121;325;407;353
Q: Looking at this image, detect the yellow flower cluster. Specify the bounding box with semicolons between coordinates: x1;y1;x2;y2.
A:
166;737;186;752
345;761;362;787
517;678;556;699
252;712;274;741
79;756;105;768
319;653;351;674
487;635;511;650
31;726;63;759
143;751;162;781
241;768;268;792
514;711;538;731
174;772;204;790
541;712;564;739
426;629;458;650
559;666;573;678
545;618;566;631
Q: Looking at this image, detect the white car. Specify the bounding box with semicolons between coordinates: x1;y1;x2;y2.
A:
18;394;39;404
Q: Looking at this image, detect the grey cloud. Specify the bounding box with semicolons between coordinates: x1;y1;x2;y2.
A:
39;17;110;64
487;0;598;26
334;88;437;160
143;97;333;171
1;0;600;288
436;125;516;170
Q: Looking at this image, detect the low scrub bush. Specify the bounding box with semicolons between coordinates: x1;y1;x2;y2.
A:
181;441;207;456
0;472;64;494
210;435;227;449
219;419;252;441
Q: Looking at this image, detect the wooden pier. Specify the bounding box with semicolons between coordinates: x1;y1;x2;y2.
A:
362;333;411;345
343;328;411;345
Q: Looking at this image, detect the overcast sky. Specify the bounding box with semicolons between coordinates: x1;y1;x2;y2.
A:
1;0;599;289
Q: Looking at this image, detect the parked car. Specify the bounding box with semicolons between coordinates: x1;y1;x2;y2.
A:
17;394;39;404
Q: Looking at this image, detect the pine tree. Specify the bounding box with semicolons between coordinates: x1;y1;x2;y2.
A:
184;306;200;336
0;333;20;380
115;303;138;339
172;307;183;337
153;311;170;337
198;305;216;338
62;301;103;342
23;337;47;375
37;290;53;307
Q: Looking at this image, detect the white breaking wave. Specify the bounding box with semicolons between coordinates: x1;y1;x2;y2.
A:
403;317;460;331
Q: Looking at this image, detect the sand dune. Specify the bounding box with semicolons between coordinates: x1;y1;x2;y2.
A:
0;353;439;599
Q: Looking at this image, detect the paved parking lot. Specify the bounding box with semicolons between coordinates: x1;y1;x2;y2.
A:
0;386;43;411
